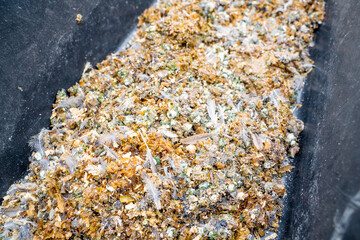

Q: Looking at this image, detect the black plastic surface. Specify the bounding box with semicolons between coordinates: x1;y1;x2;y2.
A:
279;0;360;239
1;0;360;239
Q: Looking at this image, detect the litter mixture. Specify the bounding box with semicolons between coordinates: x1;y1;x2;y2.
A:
0;0;324;239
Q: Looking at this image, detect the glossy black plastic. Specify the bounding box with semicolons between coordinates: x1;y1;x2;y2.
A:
279;1;360;239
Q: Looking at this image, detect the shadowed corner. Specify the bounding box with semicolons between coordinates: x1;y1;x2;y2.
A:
0;0;155;200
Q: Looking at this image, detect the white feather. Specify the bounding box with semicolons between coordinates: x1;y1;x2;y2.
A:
28;128;47;158
17;225;32;240
146;149;158;173
65;156;78;174
0;222;17;238
82;62;92;78
143;174;161;210
139;131;157;173
164;166;172;180
111;216;123;228
96;132;119;147
54;88;85;110
104;145;119;160
250;132;263;150
242;129;250;143
218;104;225;125
85;164;104;176
168;157;177;172
227;98;238;112
99;158;107;174
207;99;218;126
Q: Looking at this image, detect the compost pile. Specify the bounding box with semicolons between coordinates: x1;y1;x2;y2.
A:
0;0;324;239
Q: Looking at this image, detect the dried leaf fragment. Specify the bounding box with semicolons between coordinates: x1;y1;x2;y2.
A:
56;194;65;213
27;204;35;217
119;195;135;203
265;233;278;240
278;165;295;173
76;14;83;24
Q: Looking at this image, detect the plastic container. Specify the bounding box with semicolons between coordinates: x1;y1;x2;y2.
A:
0;1;359;239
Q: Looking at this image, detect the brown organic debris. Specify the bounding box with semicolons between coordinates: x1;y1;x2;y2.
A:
0;0;325;239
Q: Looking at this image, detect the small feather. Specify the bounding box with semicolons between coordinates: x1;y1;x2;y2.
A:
227;98;238;112
159;126;178;138
96;132;119;147
104;145;119;160
236;101;243;112
39;158;50;170
3;221;17;231
6;183;38;195
79;120;87;130
250;132;263;150
207;99;218;126
17;225;32;240
57;96;83;109
180;132;216;145
164;166;172;180
28;128;47;157
241;129;249;143
143;174;161;210
111;216;123;228
152;227;161;240
0;207;24;217
269;89;283;108
218;104;225;125
65;157;77;174
146;149;157;173
99;158;107;174
117;126;133;134
168;157;178;171
160;91;174;100
1;221;18;237
55;89;84;109
137;73;150;82
85;164;104;176
82;62;92;78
